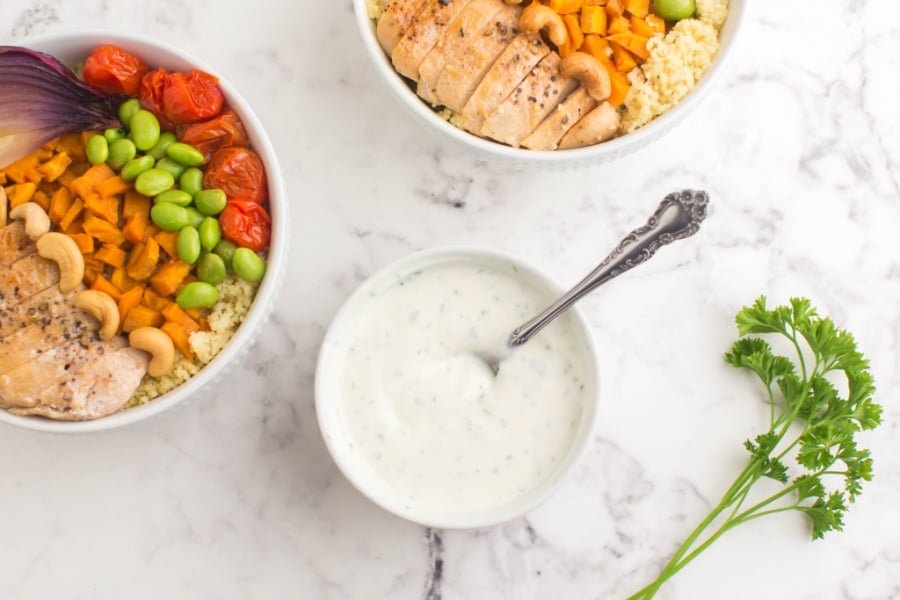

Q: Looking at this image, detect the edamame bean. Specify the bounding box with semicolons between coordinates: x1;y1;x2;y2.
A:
179;168;204;197
193;189;227;216
107;138;137;170
232;248;266;283
197;253;226;286
147;132;177;160
213;240;238;271
150;202;190;231
155;157;186;179
154;189;193;207
120;155;156;181
86;134;109;165
129;110;161;151
176;281;219;310
104;128;126;143
177;226;201;264
198;217;221;251
165;142;205;167
135;168;175;197
185;207;205;229
117;98;141;126
652;0;695;20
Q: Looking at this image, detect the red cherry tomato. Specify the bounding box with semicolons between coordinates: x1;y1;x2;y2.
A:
83;44;148;95
178;108;248;163
162;70;224;125
219;199;271;252
138;68;174;129
203;146;267;204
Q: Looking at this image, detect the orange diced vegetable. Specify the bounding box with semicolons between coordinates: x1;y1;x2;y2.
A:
581;5;607;35
127;238;160;281
54;134;88;162
122;213;148;244
607;31;650;59
94;175;130;198
111;266;139;293
70;163;115;199
142;287;172;312
59;198;85;232
607;15;630;34
37;152;72;182
122;189;150;219
611;41;639;71
83;215;126;245
606;65;631;106
150;260;192;297
563;14;585;52
153;230;179;259
49;187;74;223
624;0;649;18
117;285;145;331
90;274;123;301
31;190;51;213
95;243;127;268
548;0;584;14
2;154;40;184
162;303;201;333
84;192;119;225
606;0;624;17
67;233;94;254
646;13;666;34
122;305;164;333
629;14;655;37
161;321;194;360
581;34;610;60
6;182;37;208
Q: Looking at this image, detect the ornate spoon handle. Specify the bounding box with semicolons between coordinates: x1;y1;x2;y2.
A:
508;189;709;347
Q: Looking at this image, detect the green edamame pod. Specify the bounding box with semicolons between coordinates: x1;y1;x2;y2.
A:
129;110;161;151
185;207;205;229
120;155;156;181
213;240;238;271
197;253;226;286
198;217;221;251
117;98;141;126
155;157;186;179
193;189;227;216
179;168;204;197
104;128;126;143
135;168;175;197
176;281;220;310
177;226;201;264
147;132;177;160
150;201;189;232
107;138;137;170
232;248;266;283
86;135;109;165
165;142;205;167
154;189;193;207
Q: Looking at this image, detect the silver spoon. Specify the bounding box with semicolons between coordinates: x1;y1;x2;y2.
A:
480;189;710;374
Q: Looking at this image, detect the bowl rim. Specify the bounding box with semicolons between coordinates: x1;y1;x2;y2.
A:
353;0;747;163
0;30;289;433
314;245;602;529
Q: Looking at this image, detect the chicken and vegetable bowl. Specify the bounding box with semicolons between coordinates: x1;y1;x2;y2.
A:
0;38;280;424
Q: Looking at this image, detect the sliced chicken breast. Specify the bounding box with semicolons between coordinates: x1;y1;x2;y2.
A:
392;0;476;81
457;34;550;134
0;253;60;310
0;285;77;339
10;346;149;420
481;52;578;147
376;0;429;55
417;0;506;105
433;4;520;112
558;101;620;149
521;86;598;151
0;222;35;268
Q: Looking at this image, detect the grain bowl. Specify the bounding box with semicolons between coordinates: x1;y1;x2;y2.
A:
355;0;746;168
0;31;287;432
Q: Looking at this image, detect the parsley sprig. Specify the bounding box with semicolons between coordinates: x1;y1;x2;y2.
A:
628;297;882;599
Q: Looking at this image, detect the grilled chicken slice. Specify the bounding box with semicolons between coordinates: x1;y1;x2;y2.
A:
0;222;35;268
558;101;620;149
480;52;578;147
10;346;149;420
0;286;77;339
392;0;476;80
376;0;429;55
417;0;506;105
520;86;597;151
458;34;550;134
0;253;60;310
433;4;519;112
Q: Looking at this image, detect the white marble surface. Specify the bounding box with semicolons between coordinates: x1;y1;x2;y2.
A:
1;1;899;599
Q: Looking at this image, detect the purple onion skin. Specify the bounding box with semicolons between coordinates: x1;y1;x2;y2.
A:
0;46;123;168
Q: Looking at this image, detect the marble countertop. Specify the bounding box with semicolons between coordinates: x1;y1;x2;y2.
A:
1;1;899;599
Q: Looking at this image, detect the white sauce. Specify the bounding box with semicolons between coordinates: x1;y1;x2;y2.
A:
335;257;593;515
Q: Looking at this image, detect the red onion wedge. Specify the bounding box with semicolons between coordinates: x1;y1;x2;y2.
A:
0;46;121;168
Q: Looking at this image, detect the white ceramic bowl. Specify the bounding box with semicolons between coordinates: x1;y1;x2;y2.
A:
315;247;600;528
354;0;746;168
0;31;288;433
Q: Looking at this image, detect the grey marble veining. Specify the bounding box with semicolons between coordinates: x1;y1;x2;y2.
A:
1;1;899;599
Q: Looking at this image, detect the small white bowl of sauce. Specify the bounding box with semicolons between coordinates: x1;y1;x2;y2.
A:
316;247;600;529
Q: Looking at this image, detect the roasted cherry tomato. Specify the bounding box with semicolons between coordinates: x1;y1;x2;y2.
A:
178;108;248;162
83;44;148;95
203;146;267;204
219;198;271;252
161;70;224;125
138;68;174;129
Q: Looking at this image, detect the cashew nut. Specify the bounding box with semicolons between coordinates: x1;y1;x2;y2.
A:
9;202;51;240
560;52;611;101
129;327;175;377
519;3;568;48
36;232;85;293
0;187;7;225
74;290;120;340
